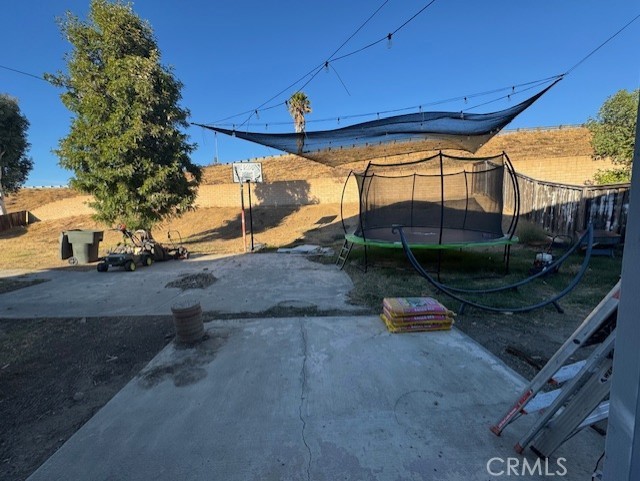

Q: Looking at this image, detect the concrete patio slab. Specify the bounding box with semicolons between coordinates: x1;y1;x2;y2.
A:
0;253;363;318
27;316;603;481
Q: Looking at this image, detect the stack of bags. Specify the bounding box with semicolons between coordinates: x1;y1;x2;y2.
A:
381;297;455;333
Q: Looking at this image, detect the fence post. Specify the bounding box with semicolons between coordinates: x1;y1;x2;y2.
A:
576;187;590;234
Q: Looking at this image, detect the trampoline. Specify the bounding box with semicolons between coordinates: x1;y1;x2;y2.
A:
340;151;520;270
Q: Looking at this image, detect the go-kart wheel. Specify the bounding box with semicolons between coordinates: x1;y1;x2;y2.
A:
68;257;78;266
97;262;109;272
125;260;136;272
143;256;153;267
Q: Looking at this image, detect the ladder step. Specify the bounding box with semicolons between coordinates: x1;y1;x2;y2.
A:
335;240;353;270
522;390;561;414
577;401;609;430
490;281;620;437
550;360;587;385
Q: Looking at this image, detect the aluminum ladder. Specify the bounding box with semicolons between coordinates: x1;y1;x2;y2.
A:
490;281;619;455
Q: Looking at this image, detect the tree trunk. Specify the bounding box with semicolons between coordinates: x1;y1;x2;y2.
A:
0;184;6;216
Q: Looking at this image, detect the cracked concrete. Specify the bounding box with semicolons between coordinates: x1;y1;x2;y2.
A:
298;321;312;481
28;316;604;481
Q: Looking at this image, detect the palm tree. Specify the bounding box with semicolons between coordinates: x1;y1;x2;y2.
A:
287;91;312;133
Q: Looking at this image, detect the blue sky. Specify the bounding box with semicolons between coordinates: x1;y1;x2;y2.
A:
1;0;639;186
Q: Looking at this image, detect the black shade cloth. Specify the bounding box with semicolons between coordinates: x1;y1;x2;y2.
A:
194;82;557;167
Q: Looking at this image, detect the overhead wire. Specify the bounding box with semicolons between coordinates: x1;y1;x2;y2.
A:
223;0;439;127
207;10;639;132
225;0;392;128
463;13;640;113
565;12;640;75
325;0;391;64
212;74;564;128
463;76;564;112
2;5;637;133
0;64;47;82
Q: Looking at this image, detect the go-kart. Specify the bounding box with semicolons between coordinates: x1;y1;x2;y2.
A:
97;225;188;272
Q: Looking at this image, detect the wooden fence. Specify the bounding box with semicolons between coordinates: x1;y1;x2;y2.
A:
504;174;630;237
0;210;33;232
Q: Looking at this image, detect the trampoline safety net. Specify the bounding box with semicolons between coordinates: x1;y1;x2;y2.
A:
347;152;518;247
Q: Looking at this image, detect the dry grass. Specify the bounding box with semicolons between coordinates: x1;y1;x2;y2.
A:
0;204;358;271
201;127;593;183
477;127;593;158
4;188;79;213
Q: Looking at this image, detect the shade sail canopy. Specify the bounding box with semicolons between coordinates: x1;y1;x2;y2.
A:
195;82;558;167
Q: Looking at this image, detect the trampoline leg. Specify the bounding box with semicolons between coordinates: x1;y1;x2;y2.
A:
553;301;564;314
458;302;467;315
363;244;369;273
504;245;512;274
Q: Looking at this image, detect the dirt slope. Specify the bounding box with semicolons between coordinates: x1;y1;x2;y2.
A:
201;127;593;183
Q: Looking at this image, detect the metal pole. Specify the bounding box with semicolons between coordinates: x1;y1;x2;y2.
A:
602;97;640;481
247;180;254;251
240;181;247;252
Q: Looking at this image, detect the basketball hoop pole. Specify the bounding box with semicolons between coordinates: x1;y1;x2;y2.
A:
233;163;261;253
240;180;247;252
247;180;255;251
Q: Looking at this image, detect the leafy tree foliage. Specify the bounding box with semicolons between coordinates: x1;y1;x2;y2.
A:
46;0;201;229
587;89;638;184
0;94;33;215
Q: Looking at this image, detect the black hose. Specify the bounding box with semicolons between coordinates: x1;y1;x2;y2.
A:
392;224;594;313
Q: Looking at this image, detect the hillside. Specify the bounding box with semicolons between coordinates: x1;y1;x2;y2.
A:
3;126;594;214
477;127;593;158
4;188;79;213
201;126;593;184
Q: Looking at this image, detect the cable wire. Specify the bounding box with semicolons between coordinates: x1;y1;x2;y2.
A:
223;0;439;126
209;74;563;128
224;0;392;127
0;64;47;82
565;13;640;75
208;9;638;131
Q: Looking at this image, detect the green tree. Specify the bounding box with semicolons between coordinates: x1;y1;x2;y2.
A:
46;0;201;230
287;91;312;133
587;89;638;184
0;94;33;215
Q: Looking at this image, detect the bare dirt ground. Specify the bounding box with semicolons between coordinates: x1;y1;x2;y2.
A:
0;315;176;481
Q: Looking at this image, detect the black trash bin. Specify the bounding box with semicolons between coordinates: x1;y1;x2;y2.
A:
62;230;104;264
60;232;73;261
